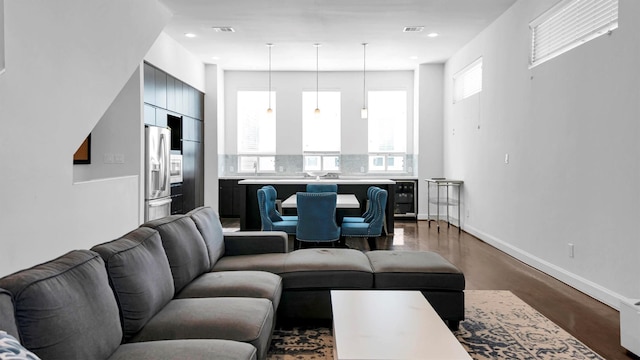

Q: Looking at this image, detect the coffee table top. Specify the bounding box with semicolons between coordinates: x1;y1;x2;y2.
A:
331;290;471;360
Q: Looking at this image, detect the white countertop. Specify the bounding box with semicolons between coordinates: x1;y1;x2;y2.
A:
238;178;396;185
282;194;360;209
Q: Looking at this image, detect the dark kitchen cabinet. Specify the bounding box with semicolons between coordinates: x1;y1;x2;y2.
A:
154;68;167;109
144;62;204;214
170;183;184;215
182;140;204;212
143;63;155;105
218;179;242;217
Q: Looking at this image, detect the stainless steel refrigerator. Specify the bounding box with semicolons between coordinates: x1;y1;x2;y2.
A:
145;125;172;221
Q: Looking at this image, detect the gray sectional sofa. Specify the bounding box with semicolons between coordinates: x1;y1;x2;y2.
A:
0;206;465;359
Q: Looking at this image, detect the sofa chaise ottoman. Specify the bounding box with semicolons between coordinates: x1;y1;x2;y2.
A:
187;206;466;329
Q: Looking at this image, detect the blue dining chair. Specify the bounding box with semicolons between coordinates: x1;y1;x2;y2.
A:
342;186;380;223
306;183;338;193
340;188;388;250
295;192;341;249
262;185;298;222
257;186;297;235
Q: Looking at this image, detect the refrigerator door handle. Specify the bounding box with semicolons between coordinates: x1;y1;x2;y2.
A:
159;133;168;192
148;197;172;207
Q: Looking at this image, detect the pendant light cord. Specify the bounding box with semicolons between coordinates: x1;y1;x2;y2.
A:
363;43;367;107
268;45;272;109
316;44;319;110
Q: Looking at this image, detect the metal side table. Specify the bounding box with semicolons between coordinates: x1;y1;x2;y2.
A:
425;178;463;233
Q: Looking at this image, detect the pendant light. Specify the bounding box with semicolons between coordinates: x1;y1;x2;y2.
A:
266;43;274;114
313;43;321;115
361;43;368;119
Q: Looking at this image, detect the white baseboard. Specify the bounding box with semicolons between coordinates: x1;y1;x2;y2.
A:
462;224;625;311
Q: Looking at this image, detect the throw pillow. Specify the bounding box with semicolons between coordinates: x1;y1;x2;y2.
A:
0;331;40;360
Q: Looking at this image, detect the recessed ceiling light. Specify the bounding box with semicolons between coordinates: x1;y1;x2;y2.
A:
409;56;419;60
211;56;220;60
212;27;235;33
403;26;424;33
427;32;439;38
184;33;196;38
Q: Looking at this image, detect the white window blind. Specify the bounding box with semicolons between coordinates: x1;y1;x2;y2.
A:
453;58;482;103
237;91;276;153
530;0;618;68
302;91;341;152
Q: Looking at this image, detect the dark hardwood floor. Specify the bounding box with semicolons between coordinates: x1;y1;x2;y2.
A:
221;217;636;359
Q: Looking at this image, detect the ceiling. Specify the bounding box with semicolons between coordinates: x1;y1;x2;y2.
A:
159;0;518;71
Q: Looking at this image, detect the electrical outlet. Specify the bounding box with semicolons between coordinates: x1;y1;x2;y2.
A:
568;243;574;258
114;154;125;164
230;166;234;172
103;153;114;164
504;153;509;164
360;167;365;173
279;166;284;172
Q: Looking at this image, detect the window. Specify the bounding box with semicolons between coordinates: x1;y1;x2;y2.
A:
304;154;340;172
302;91;341;171
238;155;275;173
367;91;407;172
453;58;482;103
237;91;276;172
530;0;618;68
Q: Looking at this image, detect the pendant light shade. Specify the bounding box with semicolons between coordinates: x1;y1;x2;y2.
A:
314;43;321;115
361;43;368;119
266;43;274;114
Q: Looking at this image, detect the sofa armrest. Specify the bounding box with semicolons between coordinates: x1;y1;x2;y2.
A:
223;231;289;256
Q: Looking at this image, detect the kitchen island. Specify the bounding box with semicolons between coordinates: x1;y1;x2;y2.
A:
237;178;396;234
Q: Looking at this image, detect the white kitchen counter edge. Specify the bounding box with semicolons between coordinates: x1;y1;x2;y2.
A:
238;178;396;185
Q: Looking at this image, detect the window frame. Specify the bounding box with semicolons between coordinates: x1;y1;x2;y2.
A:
453;57;482;103
529;0;618;68
366;90;408;173
237;155;276;174
368;153;406;173
303;152;341;172
236;90;276;154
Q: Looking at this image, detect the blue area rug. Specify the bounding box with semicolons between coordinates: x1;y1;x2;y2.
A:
267;290;604;359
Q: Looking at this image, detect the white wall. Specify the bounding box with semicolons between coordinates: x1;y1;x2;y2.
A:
416;64;445;219
222;71;414;155
0;0;171;276
0;0;4;75
204;64;219;210
73;68;144;183
145;32;206;93
443;0;640;308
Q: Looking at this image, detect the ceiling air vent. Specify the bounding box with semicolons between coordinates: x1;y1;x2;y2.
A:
212;27;235;33
403;26;424;33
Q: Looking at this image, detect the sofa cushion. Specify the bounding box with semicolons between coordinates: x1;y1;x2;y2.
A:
366;250;465;291
213;253;287;273
176;271;283;310
0;289;18;340
109;339;257;360
142;215;210;294
0;331;40;360
130;297;274;360
0;250;122;360
187;207;225;266
281;249;374;289
91;227;175;341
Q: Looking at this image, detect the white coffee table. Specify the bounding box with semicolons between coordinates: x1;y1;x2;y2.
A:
331;290;471;360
